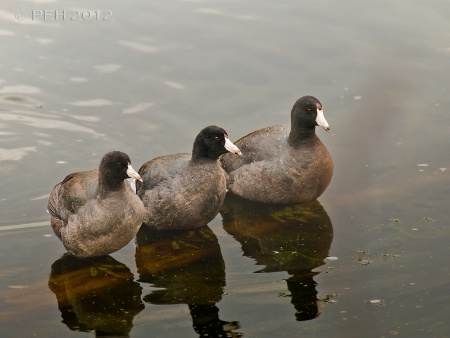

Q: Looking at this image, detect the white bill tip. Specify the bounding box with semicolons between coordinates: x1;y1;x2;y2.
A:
224;137;242;155
126;164;143;182
315;109;330;131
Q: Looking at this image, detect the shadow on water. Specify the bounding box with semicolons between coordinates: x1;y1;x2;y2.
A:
220;192;334;321
48;254;144;337
135;226;242;337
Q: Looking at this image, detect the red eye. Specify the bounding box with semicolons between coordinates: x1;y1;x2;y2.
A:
214;136;220;141
117;162;123;167
307;108;312;112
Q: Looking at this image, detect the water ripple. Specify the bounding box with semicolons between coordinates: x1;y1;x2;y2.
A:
70;99;114;107
0;146;36;161
0;111;97;134
0;221;48;231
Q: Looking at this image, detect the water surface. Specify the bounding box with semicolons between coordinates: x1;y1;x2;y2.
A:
1;0;449;337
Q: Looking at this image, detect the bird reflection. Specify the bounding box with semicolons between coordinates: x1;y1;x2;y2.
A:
135;226;242;337
221;192;334;321
48;254;144;337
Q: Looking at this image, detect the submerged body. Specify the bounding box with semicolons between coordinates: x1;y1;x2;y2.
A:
47;151;145;257
221;96;333;205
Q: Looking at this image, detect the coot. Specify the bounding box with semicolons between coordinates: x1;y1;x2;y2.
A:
137;125;241;230
220;96;333;204
47;151;145;257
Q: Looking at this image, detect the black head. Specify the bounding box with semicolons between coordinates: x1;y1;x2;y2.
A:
288;96;330;146
192;125;241;160
99;151;142;190
289;96;330;145
291;96;323;128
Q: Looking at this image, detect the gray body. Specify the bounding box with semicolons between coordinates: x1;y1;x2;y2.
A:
48;169;145;257
221;124;333;204
137;154;228;230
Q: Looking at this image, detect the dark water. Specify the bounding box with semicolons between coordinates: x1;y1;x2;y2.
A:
1;0;449;337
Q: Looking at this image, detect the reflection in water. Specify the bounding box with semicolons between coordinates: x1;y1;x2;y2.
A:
135;226;242;337
221;193;334;321
48;254;144;337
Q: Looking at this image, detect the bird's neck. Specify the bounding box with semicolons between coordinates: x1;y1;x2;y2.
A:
190;154;218;164
288;126;317;147
98;171;125;198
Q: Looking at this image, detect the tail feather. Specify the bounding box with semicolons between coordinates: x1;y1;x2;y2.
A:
47;182;62;221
